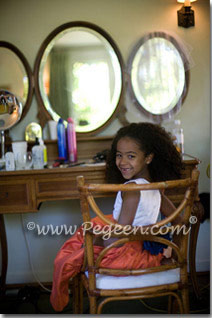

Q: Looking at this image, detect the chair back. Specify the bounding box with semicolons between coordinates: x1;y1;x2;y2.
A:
77;169;199;288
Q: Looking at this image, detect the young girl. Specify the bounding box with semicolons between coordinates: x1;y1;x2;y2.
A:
50;122;183;312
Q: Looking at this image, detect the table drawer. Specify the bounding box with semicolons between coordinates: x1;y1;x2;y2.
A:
0;180;36;213
35;169;107;201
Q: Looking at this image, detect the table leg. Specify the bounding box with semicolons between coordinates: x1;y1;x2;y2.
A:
0;214;8;296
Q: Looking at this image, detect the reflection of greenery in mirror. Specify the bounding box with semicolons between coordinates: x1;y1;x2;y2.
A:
38;25;122;133
128;32;189;121
0;47;29;105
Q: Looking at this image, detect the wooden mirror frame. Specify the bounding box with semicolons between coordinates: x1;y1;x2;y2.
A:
127;31;190;123
0;41;34;122
33;21;125;135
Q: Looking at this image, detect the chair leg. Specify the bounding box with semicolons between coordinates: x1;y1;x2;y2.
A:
181;287;190;314
168;294;182;314
89;295;97;314
72;275;80;314
189;220;202;299
78;276;84;314
168;295;173;313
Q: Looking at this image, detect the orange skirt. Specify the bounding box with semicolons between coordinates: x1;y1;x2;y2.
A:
50;215;163;311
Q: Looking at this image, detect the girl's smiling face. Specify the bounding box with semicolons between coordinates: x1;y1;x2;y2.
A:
115;137;153;181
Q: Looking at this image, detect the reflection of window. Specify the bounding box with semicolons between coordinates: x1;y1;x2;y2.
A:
129;32;189;121
72;61;112;130
39;30;122;133
132;38;185;115
43;60;50;95
23;76;29;101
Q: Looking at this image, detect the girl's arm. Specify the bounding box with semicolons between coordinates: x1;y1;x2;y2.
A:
117;190;140;225
94;189;140;247
160;191;182;224
160;191;182;261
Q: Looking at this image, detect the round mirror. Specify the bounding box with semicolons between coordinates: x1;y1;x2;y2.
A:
0;89;23;161
0;41;33;122
0;89;22;130
34;21;124;134
127;32;189;122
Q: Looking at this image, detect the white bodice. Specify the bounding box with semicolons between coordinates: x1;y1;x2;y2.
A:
112;178;161;226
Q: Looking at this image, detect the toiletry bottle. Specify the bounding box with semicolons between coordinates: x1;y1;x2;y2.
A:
5;152;15;171
57;118;67;160
39;138;48;167
172;120;184;153
67;117;77;163
32;137;44;169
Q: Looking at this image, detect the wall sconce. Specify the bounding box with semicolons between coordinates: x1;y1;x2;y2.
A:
177;0;197;28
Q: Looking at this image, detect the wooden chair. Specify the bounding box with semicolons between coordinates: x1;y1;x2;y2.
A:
73;169;199;314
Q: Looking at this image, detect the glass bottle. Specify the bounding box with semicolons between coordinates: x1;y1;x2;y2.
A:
172;120;184;154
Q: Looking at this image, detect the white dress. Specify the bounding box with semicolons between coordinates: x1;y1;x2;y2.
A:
112;178;161;226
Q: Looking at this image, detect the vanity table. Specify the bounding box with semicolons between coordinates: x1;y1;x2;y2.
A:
0;141;202;298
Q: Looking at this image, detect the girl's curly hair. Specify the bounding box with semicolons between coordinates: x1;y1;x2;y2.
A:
106;122;184;183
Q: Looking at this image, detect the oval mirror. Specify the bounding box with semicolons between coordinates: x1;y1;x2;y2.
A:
0;41;33;122
0;89;22;130
34;21;124;134
127;32;189;122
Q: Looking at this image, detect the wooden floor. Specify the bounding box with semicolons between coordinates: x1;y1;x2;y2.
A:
0;272;210;314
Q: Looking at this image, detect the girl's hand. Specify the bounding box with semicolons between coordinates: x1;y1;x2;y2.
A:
162;246;172;258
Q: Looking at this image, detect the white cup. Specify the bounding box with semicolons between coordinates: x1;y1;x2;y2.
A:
12;141;27;170
15;152;27;170
48;120;58;140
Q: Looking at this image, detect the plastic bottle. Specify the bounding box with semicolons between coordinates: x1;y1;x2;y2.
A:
39;138;48;167
67;117;77;163
57;118;67;160
5;152;15;171
32;137;44;169
172;120;184;153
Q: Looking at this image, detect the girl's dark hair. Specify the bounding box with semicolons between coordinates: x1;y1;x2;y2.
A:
106;122;184;183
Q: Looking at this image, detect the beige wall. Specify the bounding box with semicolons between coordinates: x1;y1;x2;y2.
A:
0;0;210;192
0;0;210;283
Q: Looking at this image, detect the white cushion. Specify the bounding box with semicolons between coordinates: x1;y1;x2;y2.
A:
85;268;180;290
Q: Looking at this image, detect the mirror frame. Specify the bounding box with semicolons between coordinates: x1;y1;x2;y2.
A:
0;41;34;122
34;21;125;135
127;31;190;122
